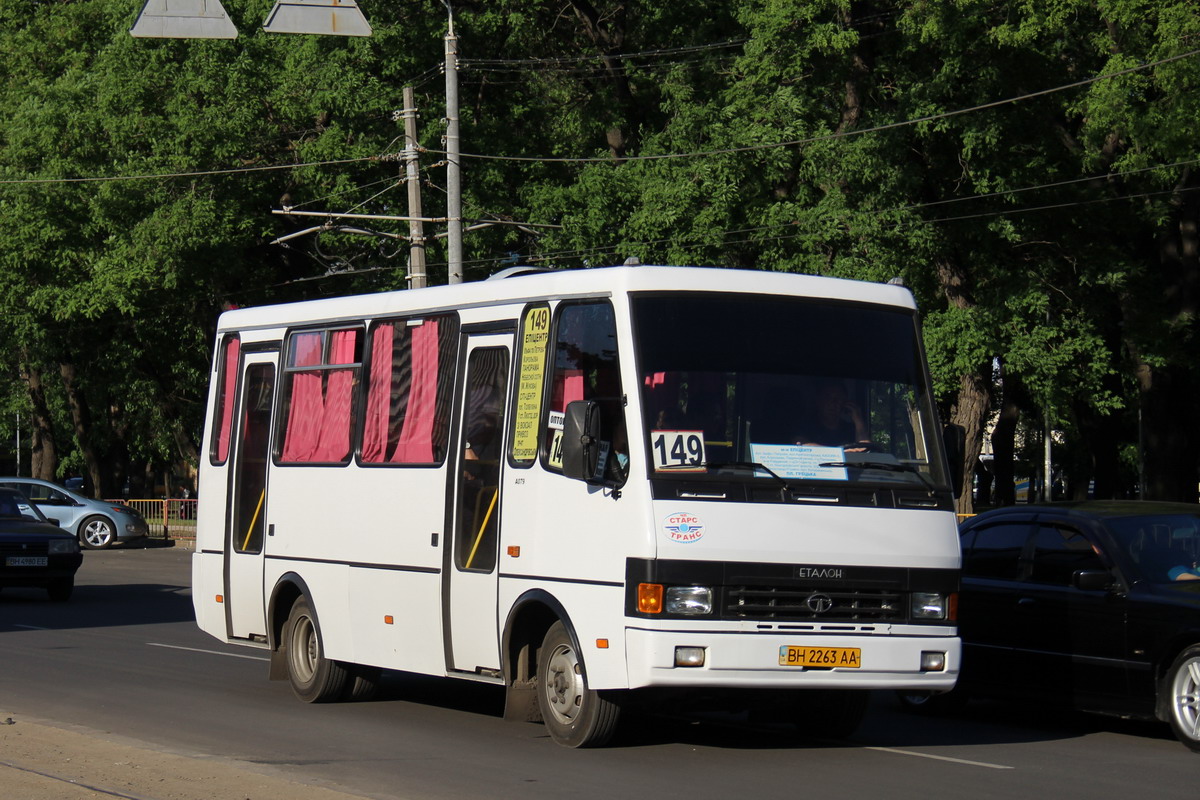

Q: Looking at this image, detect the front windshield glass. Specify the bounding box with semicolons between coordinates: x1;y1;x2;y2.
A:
1106;514;1200;584
631;292;949;491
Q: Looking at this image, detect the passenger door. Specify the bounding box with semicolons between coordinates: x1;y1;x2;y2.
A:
225;353;277;639
959;519;1037;691
1018;523;1128;705
445;334;511;674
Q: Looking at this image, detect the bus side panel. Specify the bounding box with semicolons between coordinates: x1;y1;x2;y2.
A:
347;567;444;676
192;551;226;641
263;465;449;670
497;470;656;691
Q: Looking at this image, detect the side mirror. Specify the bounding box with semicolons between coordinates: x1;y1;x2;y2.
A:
1073;569;1114;592
561;400;602;482
943;423;966;498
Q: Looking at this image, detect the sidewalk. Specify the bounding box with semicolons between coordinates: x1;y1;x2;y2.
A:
0;713;374;800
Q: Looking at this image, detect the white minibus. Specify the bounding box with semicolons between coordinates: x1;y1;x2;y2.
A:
193;265;961;747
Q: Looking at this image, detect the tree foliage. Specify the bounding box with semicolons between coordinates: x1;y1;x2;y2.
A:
0;0;1195;506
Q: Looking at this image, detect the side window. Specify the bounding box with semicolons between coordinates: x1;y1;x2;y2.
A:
1029;525;1106;586
20;482;52;503
361;314;459;465
209;334;240;465
962;521;1032;581
278;327;363;465
543;301;628;483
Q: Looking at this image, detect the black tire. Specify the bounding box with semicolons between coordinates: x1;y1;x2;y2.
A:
791;690;870;739
282;596;349;703
536;620;620;748
47;578;73;602
343;665;382;702
80;515;116;550
1163;645;1200;752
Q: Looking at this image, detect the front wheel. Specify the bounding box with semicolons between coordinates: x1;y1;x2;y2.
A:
536;621;620;748
283;596;349;703
80;516;116;549
1163;645;1200;752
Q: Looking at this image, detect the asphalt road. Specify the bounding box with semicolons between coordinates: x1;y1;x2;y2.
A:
1;543;1197;800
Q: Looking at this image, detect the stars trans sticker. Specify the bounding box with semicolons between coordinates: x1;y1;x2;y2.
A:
662;512;705;543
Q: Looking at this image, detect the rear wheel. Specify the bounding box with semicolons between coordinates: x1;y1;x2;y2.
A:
80;516;116;549
343;665;382;701
283;596;348;703
1164;645;1200;752
536;621;620;748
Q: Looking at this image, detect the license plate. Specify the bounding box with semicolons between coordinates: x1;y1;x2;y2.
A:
5;556;48;567
779;646;861;668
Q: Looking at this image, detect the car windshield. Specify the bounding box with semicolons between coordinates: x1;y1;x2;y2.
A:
1106;514;1200;584
631;292;949;491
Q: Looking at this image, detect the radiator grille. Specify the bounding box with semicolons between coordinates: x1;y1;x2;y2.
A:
726;585;905;622
0;541;50;557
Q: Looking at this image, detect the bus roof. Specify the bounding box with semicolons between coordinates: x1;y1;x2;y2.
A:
217;265;917;333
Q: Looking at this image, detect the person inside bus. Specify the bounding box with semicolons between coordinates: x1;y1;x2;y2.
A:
795;379;872;450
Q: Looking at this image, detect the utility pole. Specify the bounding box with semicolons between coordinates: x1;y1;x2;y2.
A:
401;86;427;289
443;8;463;284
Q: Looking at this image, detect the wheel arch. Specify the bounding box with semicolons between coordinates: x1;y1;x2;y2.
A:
500;589;579;722
267;572;312;681
1154;634;1200;722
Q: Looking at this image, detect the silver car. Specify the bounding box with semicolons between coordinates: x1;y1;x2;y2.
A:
0;477;148;549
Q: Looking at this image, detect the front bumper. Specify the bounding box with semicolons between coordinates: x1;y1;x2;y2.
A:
625;626;959;691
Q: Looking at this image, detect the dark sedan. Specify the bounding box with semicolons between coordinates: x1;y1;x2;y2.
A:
913;501;1200;751
0;487;83;601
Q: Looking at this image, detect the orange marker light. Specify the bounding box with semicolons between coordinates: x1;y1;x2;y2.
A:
638;583;664;614
215;595;224;604
384;615;394;625
596;639;609;649
948;592;959;622
507;545;521;558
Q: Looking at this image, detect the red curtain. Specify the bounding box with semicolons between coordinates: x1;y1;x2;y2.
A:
391;319;439;462
281;331;357;463
215;337;240;462
361;323;394;463
311;330;356;462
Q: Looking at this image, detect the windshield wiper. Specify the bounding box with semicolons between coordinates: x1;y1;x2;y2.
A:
705;461;795;499
818;460;938;493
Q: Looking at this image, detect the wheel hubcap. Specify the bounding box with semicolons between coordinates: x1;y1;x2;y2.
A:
291;615;317;682
1172;657;1200;742
544;643;583;725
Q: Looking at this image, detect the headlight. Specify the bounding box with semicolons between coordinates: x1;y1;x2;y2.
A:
911;592;948;620
48;539;80;555
665;586;713;615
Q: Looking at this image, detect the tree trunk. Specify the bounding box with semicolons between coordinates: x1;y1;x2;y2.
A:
59;361;105;497
934;258;991;515
18;354;57;480
991;364;1023;506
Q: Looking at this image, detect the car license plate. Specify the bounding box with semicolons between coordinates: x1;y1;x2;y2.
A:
779;646;861;668
5;556;48;567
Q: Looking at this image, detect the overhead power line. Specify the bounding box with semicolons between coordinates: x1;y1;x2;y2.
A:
429;46;1200;165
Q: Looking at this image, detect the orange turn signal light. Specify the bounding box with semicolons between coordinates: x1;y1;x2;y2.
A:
948;592;959;622
638;583;664;614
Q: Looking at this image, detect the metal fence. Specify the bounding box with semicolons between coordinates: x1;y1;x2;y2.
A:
117;498;197;542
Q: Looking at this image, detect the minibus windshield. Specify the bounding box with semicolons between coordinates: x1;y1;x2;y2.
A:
631;292;950;491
